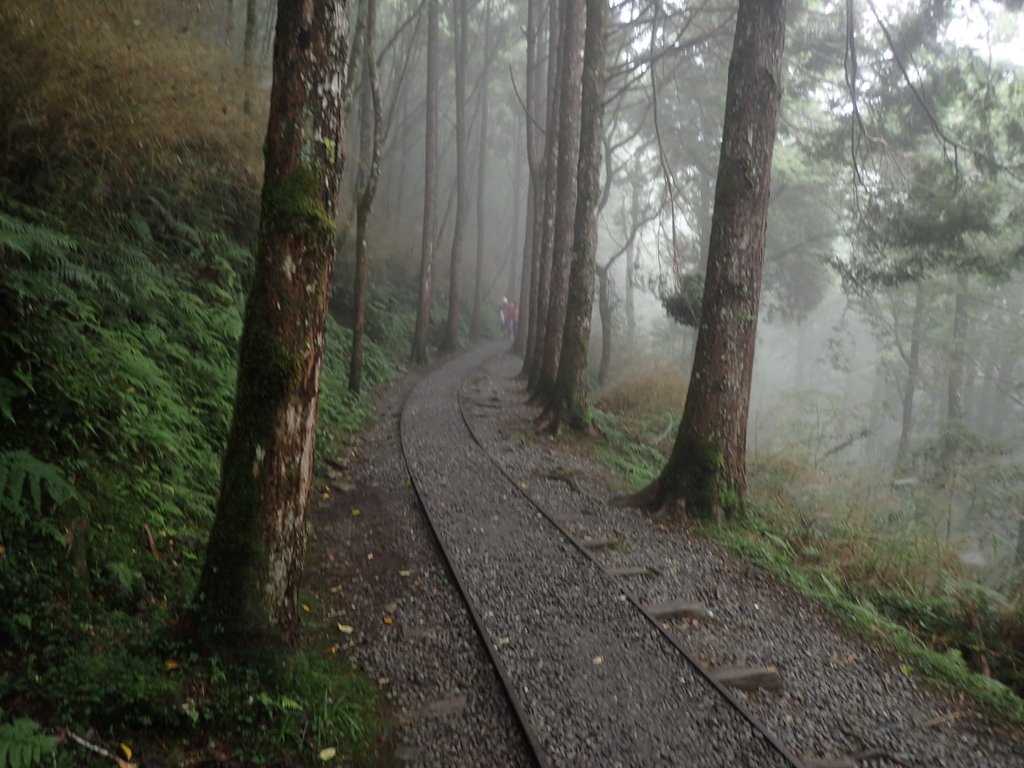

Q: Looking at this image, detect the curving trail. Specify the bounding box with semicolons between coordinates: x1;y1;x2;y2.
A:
399;342;802;768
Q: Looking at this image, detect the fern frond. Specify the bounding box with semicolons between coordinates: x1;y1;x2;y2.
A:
0;718;56;768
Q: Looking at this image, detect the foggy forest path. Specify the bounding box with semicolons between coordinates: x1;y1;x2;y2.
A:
318;345;1024;767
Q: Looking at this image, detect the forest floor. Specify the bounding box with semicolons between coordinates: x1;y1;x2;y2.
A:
307;345;1024;767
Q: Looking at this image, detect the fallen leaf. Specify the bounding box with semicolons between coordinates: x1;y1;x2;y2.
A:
164;659;179;670
399;569;412;577
329;585;343;593
321;491;331;500
302;603;311;613
383;616;393;625
328;643;341;655
337;623;354;634
497;637;511;647
319;747;337;761
592;656;604;665
118;743;133;761
377;676;390;686
351;508;361;517
367;553;374;560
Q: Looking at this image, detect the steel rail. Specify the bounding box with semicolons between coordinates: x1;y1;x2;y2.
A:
398;355;551;768
455;352;807;768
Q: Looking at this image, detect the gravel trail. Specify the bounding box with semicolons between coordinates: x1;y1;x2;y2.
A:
401;342;797;767
462;350;1024;768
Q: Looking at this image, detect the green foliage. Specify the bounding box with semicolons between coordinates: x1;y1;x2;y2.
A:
0;717;55;768
661;273;704;328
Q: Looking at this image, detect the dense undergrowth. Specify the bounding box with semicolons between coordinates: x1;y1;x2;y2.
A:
0;2;417;764
594;365;1024;723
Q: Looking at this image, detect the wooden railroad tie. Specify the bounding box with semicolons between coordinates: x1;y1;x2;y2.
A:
642;599;709;621
604;565;657;578
579;534;623;550
710;665;783;692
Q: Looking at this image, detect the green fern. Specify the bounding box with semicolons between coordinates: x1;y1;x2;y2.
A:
0;719;55;768
0;450;75;522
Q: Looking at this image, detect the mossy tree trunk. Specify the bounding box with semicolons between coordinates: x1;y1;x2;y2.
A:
348;0;382;394
439;0;469;354
411;0;439;364
597;265;612;387
537;0;584;399
549;0;607;430
196;0;349;643
524;0;562;386
648;0;787;521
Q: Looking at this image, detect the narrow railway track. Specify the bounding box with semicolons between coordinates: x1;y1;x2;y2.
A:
398;343;805;767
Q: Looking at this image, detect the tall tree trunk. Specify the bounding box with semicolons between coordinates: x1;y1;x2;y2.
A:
507;123;524;303
942;271;969;473
197;0;348;641
549;0;607;429
515;0;543;355
597;265;612;386
537;0;584;398
439;0;469;353
525;0;562;384
470;0;492;341
896;279;926;470
241;0;259;114
625;236;636;345
411;0;438;364
647;0;787;521
348;0;382;394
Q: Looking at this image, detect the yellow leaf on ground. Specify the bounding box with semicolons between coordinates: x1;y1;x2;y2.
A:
164;659;179;670
337;623;354;634
302;603;311;613
118;743;133;760
367;553;374;560
318;747;337;761
399;570;412;577
592;656;604;665
351;508;361;516
321;491;331;500
383;616;393;625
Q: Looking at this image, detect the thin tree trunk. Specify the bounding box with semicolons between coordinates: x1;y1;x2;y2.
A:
525;0;562;385
471;0;492;341
549;0;607;429
537;0;584;398
896;279;926;470
625;236;636;345
648;0;787;521
597;265;612;386
197;0;348;641
942;271;969;472
411;0;438;364
349;0;382;393
241;0;259;114
507;123;524;303
440;0;469;353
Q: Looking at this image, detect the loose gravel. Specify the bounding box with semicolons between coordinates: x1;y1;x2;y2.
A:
463;350;1024;768
402;343;794;768
308;367;531;767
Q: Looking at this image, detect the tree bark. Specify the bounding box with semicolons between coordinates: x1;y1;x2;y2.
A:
649;0;787;521
537;0;585;398
470;0;492;341
524;0;562;385
439;0;469;353
895;279;926;470
549;0;608;429
411;0;438;364
241;0;259;115
941;271;969;472
197;0;348;641
597;265;612;386
625;236;636;345
348;0;382;394
515;0;544;356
